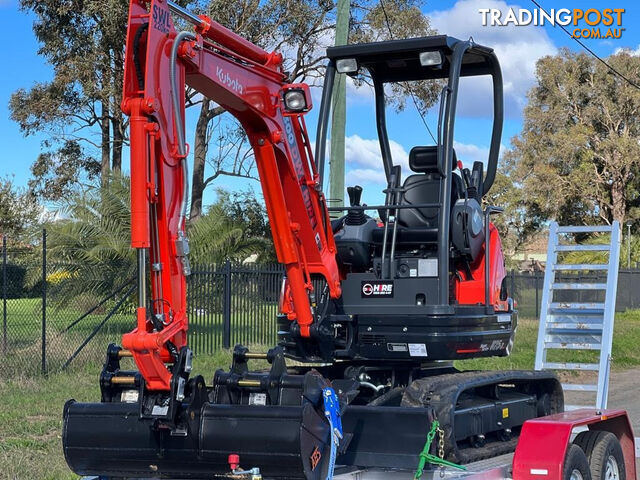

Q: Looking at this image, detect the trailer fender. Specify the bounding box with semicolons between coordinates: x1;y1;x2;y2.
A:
513;409;636;480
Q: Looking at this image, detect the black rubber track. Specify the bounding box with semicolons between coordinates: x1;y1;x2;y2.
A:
401;370;564;464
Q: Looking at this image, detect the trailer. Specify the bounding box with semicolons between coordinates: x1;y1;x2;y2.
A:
331;409;637;480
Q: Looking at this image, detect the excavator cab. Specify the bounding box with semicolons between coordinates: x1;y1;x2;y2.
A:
280;36;516;363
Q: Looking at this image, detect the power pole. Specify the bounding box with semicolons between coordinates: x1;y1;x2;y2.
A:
329;0;349;218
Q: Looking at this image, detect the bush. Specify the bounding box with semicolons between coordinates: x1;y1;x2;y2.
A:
3;263;27;299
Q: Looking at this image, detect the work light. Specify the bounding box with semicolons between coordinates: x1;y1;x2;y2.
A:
284;90;307;111
419;50;443;67
336;58;358;73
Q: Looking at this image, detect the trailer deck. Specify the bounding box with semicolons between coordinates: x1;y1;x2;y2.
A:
335;453;514;479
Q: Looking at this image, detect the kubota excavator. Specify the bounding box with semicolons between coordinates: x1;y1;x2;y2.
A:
62;0;564;478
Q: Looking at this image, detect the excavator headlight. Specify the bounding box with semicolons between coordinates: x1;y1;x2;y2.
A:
284;90;306;111
336;58;358;73
281;84;312;114
419;50;443;67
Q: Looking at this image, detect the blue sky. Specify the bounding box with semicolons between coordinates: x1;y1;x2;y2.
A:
1;0;639;209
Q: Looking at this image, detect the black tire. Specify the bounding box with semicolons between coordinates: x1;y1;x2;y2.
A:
564;444;592;480
574;431;626;480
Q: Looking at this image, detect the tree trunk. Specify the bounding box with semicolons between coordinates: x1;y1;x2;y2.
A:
100;100;111;186
610;177;626;225
111;48;125;173
189;99;212;222
112;115;123;173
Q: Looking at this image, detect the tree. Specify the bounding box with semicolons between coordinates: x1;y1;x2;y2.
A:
0;177;41;239
188;203;270;265
214;188;271;239
28;140;101;201
44;174;135;303
505;48;640;228
10;0;132;196
43;175;269;303
484;169;543;259
188;0;440;221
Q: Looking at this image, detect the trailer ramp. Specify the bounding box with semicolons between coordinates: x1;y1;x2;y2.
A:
534;222;621;410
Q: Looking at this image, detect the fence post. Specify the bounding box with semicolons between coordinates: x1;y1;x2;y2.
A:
510;270;515;303
2;235;7;354
41;229;47;376
535;272;540;318
222;260;231;349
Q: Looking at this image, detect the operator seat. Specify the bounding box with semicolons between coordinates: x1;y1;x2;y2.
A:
371;146;463;246
396;145;463;229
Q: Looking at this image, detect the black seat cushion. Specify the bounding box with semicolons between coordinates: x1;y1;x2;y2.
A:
396;174;441;228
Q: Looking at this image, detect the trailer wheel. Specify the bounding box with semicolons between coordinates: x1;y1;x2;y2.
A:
574;431;626;480
564;444;592;480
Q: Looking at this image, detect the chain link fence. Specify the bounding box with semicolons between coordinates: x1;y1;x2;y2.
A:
3;231;640;378
1;231;284;377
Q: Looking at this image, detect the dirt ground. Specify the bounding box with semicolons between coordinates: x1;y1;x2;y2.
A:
607;368;640;431
606;368;640;472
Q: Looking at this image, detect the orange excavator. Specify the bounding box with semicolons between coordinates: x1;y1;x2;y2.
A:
62;0;563;478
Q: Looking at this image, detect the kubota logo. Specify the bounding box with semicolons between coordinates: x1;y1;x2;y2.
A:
216;67;243;94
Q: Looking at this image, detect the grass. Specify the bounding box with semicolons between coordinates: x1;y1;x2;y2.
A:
0;347;265;480
1;310;639;479
455;310;640;371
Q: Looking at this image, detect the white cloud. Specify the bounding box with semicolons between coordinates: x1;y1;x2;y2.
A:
343;136;501;186
453;141;489;166
346;168;387;185
345;134;409;169
613;45;640;56
428;0;557;117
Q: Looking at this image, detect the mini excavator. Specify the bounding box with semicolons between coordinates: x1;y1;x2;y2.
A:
63;0;564;478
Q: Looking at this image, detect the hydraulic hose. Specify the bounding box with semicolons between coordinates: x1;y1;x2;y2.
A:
170;31;196;234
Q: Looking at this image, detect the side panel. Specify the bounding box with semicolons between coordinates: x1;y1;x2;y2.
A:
456;223;508;309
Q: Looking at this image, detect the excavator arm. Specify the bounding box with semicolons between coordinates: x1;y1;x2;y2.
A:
121;0;341;391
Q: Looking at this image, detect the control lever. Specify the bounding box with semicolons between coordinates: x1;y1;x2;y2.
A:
470;161;484;200
462;168;472;189
345;185;366;226
347;185;363;207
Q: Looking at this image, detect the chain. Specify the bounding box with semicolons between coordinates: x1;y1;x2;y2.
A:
437;426;446;478
437;426;445;459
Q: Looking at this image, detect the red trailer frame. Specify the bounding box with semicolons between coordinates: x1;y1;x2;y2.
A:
514;409;636;480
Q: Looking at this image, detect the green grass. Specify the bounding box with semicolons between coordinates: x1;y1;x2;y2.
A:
455;310;640;371
0;347;267;480
2;309;640;478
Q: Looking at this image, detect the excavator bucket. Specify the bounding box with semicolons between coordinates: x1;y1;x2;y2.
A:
63;346;334;479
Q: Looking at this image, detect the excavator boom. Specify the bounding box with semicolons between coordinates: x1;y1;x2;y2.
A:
121;0;340;390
